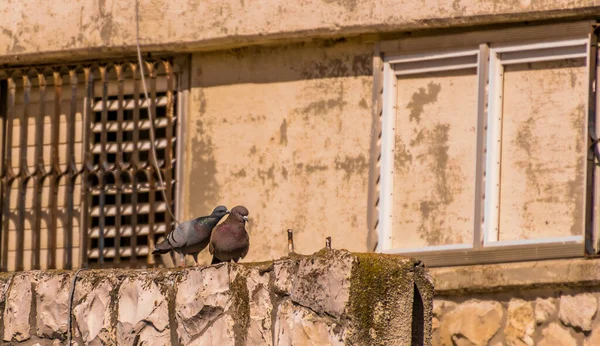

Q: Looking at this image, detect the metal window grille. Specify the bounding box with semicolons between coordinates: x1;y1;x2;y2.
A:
0;58;179;271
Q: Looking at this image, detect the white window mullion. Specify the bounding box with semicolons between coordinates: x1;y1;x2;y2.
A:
377;61;397;252
483;50;504;245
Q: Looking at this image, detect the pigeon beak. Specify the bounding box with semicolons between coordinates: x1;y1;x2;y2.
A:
226;210;231;214
242;215;249;222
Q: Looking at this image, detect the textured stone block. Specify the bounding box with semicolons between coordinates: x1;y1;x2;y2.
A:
3;273;34;342
291;250;354;318
116;273;170;345
559;293;597;332
36;272;72;339
175;265;234;344
274;299;343;346
246;267;273;346
505;299;534;346
72;272;118;345
538;323;577;346
438;300;504;346
534;298;557;325
273;259;298;296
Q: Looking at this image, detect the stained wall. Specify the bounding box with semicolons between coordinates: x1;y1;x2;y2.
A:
185;40;375;263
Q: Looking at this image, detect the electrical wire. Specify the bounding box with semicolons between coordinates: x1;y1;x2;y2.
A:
135;0;180;226
67;268;87;345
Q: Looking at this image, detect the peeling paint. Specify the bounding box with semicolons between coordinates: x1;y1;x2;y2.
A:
257;164;276;187
407;82;441;124
415;123;463;246
394;140;413;173
279;119;288;146
358;98;369;109
323;0;358;12
334;154;368;180
232;168;247;178
297;97;347;119
298;54;371;79
198;89;207;115
305;163;328;173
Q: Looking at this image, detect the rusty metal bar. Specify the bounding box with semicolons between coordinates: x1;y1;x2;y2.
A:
130;63;140;265
114;64;124;264
0;79;6;271
63;70;78;269
16;73;31;271
80;66;95;269
98;66;110;265
32;71;47;269
48;70;62;269
147;171;155;266
147;62;157;266
287;229;294;254
1;76;16;271
163;60;174;250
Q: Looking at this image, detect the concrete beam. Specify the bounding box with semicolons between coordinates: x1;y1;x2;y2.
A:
431;257;600;294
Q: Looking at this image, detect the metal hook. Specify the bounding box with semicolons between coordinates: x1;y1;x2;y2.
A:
287;229;295;254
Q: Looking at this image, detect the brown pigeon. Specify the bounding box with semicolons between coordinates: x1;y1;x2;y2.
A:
153;205;230;266
209;205;250;264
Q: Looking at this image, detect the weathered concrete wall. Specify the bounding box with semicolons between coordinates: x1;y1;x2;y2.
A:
393;69;479;249
430;258;600;346
1;0;600;64
186;39;375;264
499;59;587;241
0;249;432;345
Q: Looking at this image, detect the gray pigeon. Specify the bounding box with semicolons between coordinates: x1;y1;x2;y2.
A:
153;205;230;266
209;205;250;265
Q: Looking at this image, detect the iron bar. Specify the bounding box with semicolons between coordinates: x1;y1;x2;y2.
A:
287;229;294;254
32;71;46;269
49;70;62;269
16;73;31;271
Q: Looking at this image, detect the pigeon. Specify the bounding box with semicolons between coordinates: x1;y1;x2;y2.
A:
209;205;250;265
153;205;230;266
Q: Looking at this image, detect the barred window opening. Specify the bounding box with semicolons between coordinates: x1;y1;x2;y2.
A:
0;59;179;271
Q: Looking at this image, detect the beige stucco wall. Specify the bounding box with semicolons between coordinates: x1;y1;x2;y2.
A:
186;39;375;263
1;0;600;64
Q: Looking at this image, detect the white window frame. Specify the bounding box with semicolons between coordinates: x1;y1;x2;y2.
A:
375;21;597;266
484;39;590;247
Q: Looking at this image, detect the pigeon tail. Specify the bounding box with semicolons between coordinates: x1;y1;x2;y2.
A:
211;256;223;265
152;240;172;255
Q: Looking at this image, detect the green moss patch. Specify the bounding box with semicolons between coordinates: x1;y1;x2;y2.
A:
348;253;417;345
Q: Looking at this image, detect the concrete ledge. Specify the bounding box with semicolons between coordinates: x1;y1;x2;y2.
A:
431;257;600;295
1;0;599;64
0;250;432;345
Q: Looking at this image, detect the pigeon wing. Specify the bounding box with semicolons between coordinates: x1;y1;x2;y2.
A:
240;232;250;259
166;220;192;249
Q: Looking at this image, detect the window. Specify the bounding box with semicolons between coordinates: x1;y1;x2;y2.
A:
375;21;598;266
0;57;186;271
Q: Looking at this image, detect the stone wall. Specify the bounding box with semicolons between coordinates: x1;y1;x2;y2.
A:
431;258;600;346
433;289;600;346
0;249;432;345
